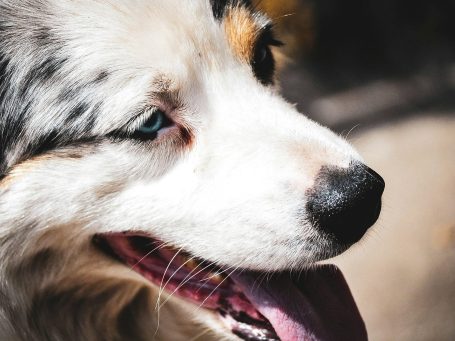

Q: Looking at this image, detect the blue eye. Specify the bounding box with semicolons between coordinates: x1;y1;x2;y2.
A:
132;109;172;140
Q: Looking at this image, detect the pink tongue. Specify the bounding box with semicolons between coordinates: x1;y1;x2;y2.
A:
232;265;367;341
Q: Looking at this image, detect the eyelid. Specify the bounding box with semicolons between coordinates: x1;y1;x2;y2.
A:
124;106;162;134
258;25;284;47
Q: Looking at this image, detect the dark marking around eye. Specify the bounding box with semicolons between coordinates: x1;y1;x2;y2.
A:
23;131;102;164
253;45;275;85
179;126;194;147
252;27;283;85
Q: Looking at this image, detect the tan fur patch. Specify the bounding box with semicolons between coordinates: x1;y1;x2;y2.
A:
224;6;261;63
0;147;90;190
0;155;54;190
95;180;126;199
0;176;13;190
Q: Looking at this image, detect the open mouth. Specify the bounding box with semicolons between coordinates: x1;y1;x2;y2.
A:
95;233;366;341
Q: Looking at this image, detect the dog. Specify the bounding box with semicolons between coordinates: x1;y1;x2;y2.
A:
0;0;385;340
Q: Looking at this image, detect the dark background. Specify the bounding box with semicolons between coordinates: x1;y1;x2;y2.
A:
260;0;455;131
257;1;455;340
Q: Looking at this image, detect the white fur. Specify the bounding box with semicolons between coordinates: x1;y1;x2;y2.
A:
0;1;362;339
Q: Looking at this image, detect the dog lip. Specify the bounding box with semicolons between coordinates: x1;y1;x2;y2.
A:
94;233;366;341
94;233;280;341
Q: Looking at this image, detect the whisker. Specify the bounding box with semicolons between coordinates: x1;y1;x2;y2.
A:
154;247;183;338
157;247;184;300
131;241;168;269
160;256;196;294
273;12;296;21
194;266;240;313
158;261;214;310
193;263;238;296
199;265;232;282
345;124;361;139
251;271;268;294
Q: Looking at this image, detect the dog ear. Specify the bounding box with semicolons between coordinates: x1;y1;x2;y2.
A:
2;244;158;340
28;278;157;341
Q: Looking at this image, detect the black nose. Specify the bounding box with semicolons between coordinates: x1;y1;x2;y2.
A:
306;163;385;244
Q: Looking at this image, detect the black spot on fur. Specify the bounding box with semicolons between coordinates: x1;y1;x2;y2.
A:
0;52;10;83
41;57;66;81
94;70;109;83
85;102;101;130
58;84;80;102
0;100;32;173
211;0;230;19
210;0;251;19
64;101;100;129
34;26;51;43
20;56;67;96
0;52;12;171
29;130;60;157
0;55;11;120
67;102;89;123
0;9;101;175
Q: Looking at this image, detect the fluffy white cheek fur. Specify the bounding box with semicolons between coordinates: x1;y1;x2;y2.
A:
92;80;360;271
0;1;361;271
0;76;360;273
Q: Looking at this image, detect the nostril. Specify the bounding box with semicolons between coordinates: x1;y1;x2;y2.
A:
306;162;385;244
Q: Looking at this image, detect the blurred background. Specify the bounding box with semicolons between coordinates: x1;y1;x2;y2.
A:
255;0;455;340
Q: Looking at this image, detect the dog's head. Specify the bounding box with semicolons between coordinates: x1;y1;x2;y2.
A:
0;1;384;340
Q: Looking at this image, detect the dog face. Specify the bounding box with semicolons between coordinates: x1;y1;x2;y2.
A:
0;1;384;340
